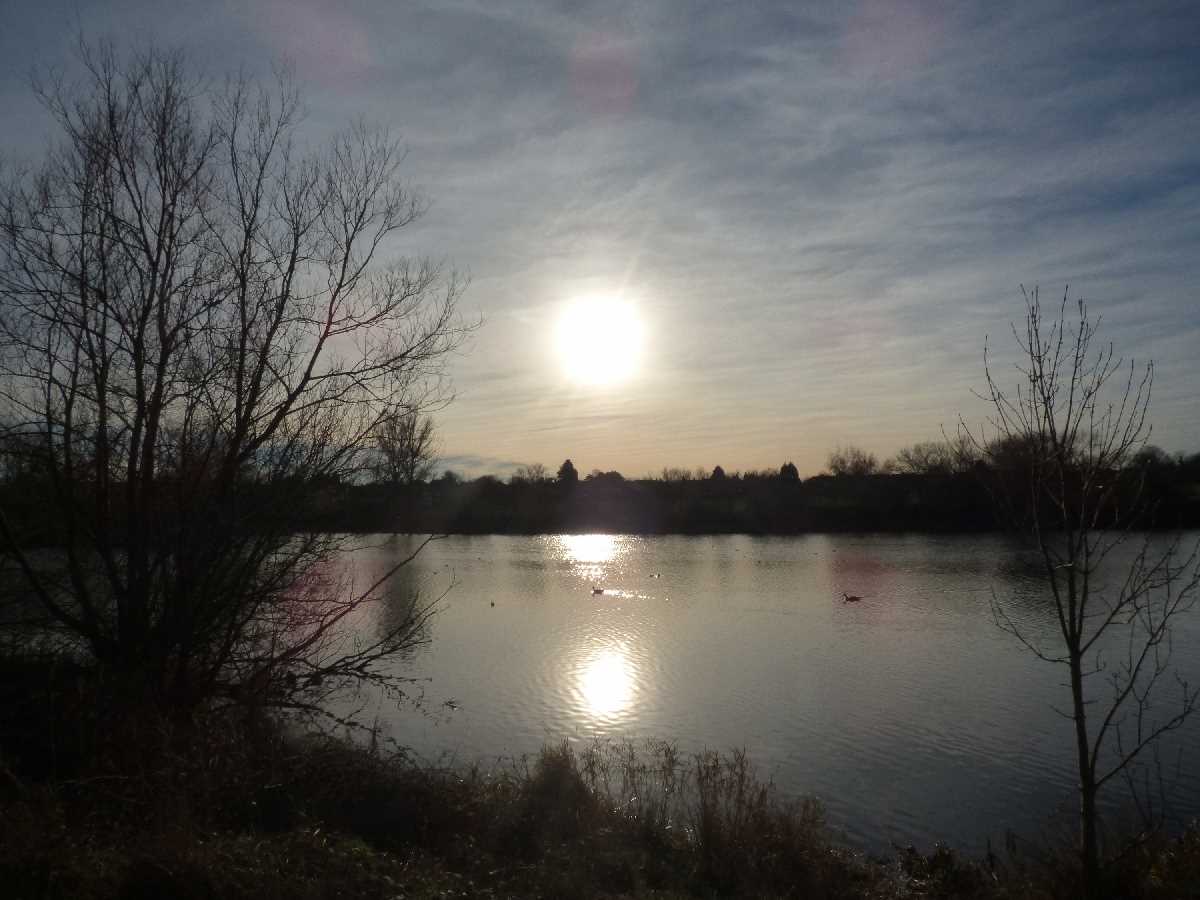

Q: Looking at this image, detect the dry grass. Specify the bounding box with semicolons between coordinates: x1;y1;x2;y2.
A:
2;680;1199;899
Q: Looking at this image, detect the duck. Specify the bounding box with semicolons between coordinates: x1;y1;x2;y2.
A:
592;586;605;595
841;592;863;603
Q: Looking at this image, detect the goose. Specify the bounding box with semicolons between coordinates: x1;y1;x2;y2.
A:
841;592;863;603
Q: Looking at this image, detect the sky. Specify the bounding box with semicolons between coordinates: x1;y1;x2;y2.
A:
2;0;1198;478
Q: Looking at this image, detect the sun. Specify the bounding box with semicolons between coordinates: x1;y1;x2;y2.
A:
556;296;644;386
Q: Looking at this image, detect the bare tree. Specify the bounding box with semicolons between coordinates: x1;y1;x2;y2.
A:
0;43;471;717
963;287;1199;897
511;462;548;484
887;438;978;476
374;409;437;488
826;445;879;476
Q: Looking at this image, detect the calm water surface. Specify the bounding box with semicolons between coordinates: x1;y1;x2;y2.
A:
339;533;1200;851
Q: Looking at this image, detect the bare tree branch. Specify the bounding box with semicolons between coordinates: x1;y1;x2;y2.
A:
960;286;1199;897
0;42;474;717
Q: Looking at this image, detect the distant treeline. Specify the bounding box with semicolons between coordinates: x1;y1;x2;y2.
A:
301;444;1200;535
5;442;1200;541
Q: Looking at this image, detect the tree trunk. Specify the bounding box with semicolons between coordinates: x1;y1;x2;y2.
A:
1070;651;1100;898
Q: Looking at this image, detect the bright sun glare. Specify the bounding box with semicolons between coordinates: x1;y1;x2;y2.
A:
556;296;644;386
579;647;635;719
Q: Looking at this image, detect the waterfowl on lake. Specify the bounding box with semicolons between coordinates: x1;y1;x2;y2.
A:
841;592;863;603
592;586;605;595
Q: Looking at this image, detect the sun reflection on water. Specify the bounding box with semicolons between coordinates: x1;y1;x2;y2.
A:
555;533;629;583
577;646;637;720
559;533;620;563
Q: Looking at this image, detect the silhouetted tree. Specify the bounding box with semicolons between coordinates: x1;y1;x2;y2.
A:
740;468;776;481
1177;452;1200;484
0;43;470;716
320;443;1198;536
711;465;726;480
827;446;878;476
963;287;1199;897
374;411;437;488
557;459;579;485
511;463;548;484
888;440;968;476
586;469;624;483
779;461;800;480
1133;445;1174;472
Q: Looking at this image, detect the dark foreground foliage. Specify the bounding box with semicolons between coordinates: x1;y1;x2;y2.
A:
3;668;1200;900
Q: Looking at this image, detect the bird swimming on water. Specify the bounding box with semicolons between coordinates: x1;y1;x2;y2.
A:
841;591;863;603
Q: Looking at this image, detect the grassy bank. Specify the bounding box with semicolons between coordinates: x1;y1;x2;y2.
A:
4;701;1200;900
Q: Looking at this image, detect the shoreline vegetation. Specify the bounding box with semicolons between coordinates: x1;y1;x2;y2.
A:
8;462;1200;543
300;450;1200;536
3;673;1198;900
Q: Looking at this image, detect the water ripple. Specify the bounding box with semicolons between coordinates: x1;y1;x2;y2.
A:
343;532;1200;853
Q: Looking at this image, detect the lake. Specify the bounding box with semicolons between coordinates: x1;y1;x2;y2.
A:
338;532;1200;852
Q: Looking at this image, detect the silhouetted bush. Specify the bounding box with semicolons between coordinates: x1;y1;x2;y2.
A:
6;705;1200;899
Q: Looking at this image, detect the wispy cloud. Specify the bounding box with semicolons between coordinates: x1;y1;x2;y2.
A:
4;1;1198;475
436;454;526;479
